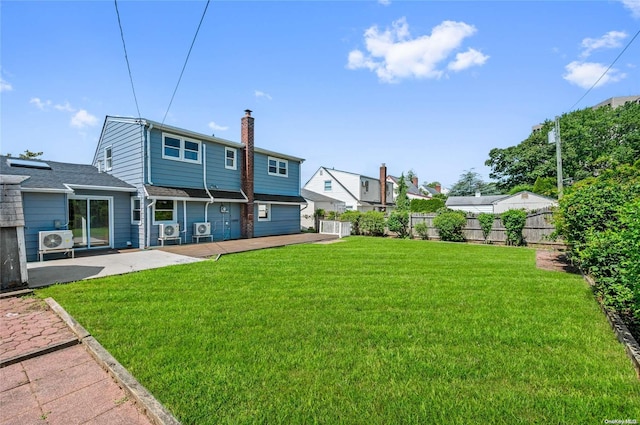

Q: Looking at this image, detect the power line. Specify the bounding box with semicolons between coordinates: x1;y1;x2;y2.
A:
161;0;211;126
114;0;141;119
568;28;640;111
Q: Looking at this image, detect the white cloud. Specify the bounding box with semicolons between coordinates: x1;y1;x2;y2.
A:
255;90;272;100
448;48;489;72
619;0;640;18
580;31;627;58
208;121;229;132
70;109;98;128
54;101;75;112
563;61;626;89
378;0;391;6
30;97;52;110
346;17;486;83
0;78;12;92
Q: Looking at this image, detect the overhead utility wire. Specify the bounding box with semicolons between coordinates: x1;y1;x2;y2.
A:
114;0;142;119
161;0;211;126
568;28;640;111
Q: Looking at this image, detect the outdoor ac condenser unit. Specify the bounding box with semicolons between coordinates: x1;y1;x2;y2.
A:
159;223;180;238
193;222;211;236
39;230;74;252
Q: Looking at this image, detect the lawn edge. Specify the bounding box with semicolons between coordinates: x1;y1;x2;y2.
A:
583;276;640;379
45;297;182;425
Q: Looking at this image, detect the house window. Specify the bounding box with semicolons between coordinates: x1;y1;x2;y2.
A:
225;147;237;170
258;203;271;221
154;200;176;223
131;197;141;224
268;156;288;177
105;146;113;170
162;133;201;163
324;180;332;191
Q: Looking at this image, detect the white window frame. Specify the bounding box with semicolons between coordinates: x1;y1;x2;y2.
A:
225;147;237;170
162;132;202;164
268;156;288;177
131;197;141;224
153;199;177;224
257;203;271;221
105;146;113;171
324;180;332;191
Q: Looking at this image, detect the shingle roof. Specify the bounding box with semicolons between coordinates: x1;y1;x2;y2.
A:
445;195;508;206
300;188;344;204
144;185;247;201
387;175;426;197
0;156;135;192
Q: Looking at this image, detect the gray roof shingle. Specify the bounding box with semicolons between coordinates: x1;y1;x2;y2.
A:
0;156;135;192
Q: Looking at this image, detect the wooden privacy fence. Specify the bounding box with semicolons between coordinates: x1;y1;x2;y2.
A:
410;208;563;246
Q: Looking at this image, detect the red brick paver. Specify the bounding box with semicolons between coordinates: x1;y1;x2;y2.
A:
1;297;77;363
0;297;153;425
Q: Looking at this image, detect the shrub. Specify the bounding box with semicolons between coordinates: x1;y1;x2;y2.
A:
410;198;445;213
359;211;386;237
326;211;338;221
433;210;466;242
414;222;429;240
387;210;410;238
477;213;495;243
340;210;362;235
501;209;527;246
508;184;533;195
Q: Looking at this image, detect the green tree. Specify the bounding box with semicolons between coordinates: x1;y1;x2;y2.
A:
532;177;557;198
388;173;410;238
486;102;640;189
449;170;501;196
478;213;495;243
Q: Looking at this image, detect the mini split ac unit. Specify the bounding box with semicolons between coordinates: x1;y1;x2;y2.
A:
39;230;74;252
160;223;180;238
193;222;211;236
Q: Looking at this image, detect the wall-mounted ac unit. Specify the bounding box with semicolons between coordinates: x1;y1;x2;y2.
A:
159;223;180;238
193;222;211;236
39;230;74;252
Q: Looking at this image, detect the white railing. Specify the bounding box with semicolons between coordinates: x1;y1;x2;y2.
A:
319;220;351;238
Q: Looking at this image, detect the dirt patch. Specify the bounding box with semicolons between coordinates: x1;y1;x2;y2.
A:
536;250;581;274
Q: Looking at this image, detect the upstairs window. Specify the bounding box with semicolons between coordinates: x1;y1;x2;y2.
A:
324;180;332;191
105;146;113;170
268;156;288;177
162;133;201;163
225;147;237;170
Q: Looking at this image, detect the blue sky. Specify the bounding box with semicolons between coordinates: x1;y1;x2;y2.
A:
2;1;639;188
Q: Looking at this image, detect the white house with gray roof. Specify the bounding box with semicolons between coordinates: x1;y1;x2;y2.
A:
446;191;557;214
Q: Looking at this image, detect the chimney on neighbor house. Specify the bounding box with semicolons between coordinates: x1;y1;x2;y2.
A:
412;176;418;187
380;163;387;210
241;109;255;239
435;183;441;194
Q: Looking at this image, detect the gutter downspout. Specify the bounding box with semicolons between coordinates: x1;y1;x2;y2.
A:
203;144;215;222
182;201;187;244
146;199;156;248
146;123;154;185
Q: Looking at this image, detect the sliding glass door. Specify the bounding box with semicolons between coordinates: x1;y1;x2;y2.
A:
68;197;112;249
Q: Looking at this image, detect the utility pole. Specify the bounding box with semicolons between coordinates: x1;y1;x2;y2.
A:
554;116;564;199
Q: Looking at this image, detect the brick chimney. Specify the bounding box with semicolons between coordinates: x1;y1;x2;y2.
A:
435;183;441;193
412;176;418;187
380;163;387;211
241;109;255;239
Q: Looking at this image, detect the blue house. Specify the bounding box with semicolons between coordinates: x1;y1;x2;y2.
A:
0;110;305;262
92;110;306;249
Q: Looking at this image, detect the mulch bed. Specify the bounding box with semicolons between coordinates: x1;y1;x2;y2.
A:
536;251;581;274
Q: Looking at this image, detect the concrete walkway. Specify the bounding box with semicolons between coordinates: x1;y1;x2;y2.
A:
26;233;338;288
1;296;157;425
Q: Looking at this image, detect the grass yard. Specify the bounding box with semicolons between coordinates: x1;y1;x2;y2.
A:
37;237;640;424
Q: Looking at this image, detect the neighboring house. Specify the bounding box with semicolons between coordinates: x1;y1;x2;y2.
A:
386;175;431;202
446;191;557;214
302;164;394;213
93;110;306;249
0;156;136;261
299;188;346;230
1;110;306;261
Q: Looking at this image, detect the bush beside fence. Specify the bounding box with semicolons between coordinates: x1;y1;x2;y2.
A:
410;207;561;246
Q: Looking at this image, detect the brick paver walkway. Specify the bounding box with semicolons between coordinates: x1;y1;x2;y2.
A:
1;297;77;363
0;296;153;425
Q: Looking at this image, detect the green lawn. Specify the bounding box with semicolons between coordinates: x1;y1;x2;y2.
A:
37;237;640;424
